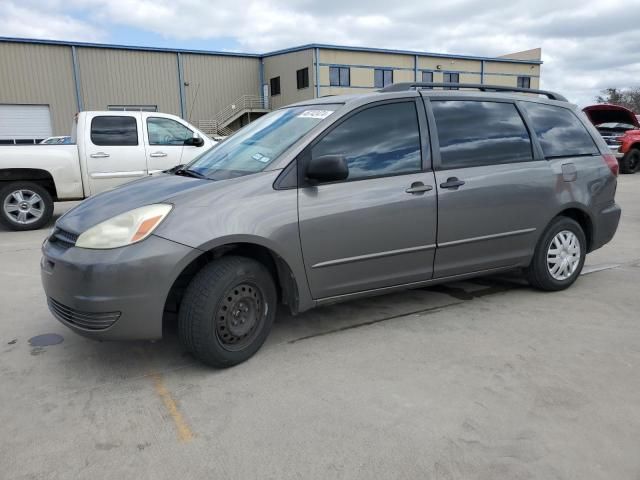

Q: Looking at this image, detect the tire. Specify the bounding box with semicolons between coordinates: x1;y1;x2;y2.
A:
619;148;640;174
178;256;277;368
525;216;586;291
0;182;54;231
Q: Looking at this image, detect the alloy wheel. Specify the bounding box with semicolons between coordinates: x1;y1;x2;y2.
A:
3;189;45;225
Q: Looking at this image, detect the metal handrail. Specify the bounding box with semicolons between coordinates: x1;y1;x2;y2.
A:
198;94;269;136
378;82;568;102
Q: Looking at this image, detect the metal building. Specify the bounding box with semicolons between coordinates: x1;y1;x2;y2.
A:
0;37;542;142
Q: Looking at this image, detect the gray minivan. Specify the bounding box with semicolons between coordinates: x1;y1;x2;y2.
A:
41;83;621;367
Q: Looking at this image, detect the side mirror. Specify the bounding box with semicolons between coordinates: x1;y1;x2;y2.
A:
184;135;205;147
306;155;349;183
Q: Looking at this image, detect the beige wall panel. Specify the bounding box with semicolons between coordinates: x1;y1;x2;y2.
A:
418;57;481;73
0;42;77;135
459;73;482;84
319;86;376;97
485;61;540;76
482;74;519;87
182;54;260;122
319;66;414;89
77;48;181;116
320;49;414;69
264;49;314;109
393;70;415;83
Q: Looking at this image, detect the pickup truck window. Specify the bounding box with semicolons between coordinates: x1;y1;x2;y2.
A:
147;117;192;145
187;105;340;180
90;116;138;146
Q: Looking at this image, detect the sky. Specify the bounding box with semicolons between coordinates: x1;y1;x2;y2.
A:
2;0;640;106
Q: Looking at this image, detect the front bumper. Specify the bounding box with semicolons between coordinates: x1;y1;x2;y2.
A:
608;145;624;159
41;234;200;340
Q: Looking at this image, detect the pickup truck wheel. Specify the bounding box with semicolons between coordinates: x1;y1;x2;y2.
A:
525;217;586;291
178;256;277;368
0;182;54;231
619;149;640;174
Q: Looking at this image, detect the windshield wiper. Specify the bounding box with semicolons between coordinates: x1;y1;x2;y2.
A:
174;168;209;180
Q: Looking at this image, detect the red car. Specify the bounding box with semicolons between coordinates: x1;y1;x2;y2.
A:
583;104;640;174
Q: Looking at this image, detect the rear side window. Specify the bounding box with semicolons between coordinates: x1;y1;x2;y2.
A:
312;102;422;181
431;101;533;169
90;116;138;146
520;102;598;158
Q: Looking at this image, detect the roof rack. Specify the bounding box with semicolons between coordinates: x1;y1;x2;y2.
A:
378;82;568;102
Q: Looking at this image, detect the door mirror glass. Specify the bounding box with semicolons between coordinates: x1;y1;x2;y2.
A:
184;135;205;147
306;155;349;183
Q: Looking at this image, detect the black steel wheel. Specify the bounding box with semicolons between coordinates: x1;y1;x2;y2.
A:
620;149;640;174
179;256;277;368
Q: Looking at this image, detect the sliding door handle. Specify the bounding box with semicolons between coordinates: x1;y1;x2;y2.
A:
405;182;433;194
440;177;465;189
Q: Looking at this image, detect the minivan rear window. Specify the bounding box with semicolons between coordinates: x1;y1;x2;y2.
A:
520;102;599;158
432;100;533;169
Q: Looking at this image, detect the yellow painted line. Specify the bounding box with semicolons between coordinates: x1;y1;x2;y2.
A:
151;373;194;443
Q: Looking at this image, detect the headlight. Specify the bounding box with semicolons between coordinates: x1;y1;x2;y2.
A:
75;204;173;249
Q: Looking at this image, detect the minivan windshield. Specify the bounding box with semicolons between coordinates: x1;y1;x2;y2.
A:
185;105;340;180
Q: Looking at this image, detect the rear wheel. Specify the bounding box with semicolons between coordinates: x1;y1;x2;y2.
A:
0;182;54;231
525;217;586;291
178;256;277;368
620;148;640;174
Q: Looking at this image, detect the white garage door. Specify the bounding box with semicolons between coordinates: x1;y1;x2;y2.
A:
0;104;53;142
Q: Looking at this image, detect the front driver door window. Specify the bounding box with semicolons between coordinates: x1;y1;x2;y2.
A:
297;100;438;299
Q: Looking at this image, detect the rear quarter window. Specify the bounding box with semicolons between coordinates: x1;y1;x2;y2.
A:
520;103;598;158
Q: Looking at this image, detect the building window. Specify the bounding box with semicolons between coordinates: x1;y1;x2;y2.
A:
270;77;281;96
329;66;350;87
443;72;459;89
421;71;433;87
517;76;531;89
297;68;309;90
374;69;393;88
108;105;157;112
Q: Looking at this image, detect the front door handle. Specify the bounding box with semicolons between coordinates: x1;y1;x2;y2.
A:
150;152;168;158
89;152;110;158
405;182;433;194
440;177;465;189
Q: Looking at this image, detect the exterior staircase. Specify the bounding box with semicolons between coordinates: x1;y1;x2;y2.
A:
199;94;269;137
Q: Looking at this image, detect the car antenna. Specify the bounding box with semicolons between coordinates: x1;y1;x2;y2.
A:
188;82;201;123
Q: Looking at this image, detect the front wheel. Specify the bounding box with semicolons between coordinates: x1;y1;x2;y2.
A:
620;148;640;174
178;256;277;368
525;217;586;291
0;182;54;231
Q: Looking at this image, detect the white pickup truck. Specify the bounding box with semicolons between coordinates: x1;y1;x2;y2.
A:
0;111;215;230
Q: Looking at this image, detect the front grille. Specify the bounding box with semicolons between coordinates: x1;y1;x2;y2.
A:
48;228;78;249
48;298;120;331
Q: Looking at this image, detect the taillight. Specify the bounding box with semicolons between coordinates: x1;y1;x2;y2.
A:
603;154;619;177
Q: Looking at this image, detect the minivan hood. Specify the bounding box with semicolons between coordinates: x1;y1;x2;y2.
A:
57;174;213;234
583;104;640;128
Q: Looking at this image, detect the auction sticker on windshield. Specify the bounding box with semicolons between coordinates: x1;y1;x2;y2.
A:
297;110;334;119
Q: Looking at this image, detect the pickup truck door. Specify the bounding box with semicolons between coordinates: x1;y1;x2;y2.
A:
84;112;148;194
142;115;207;173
